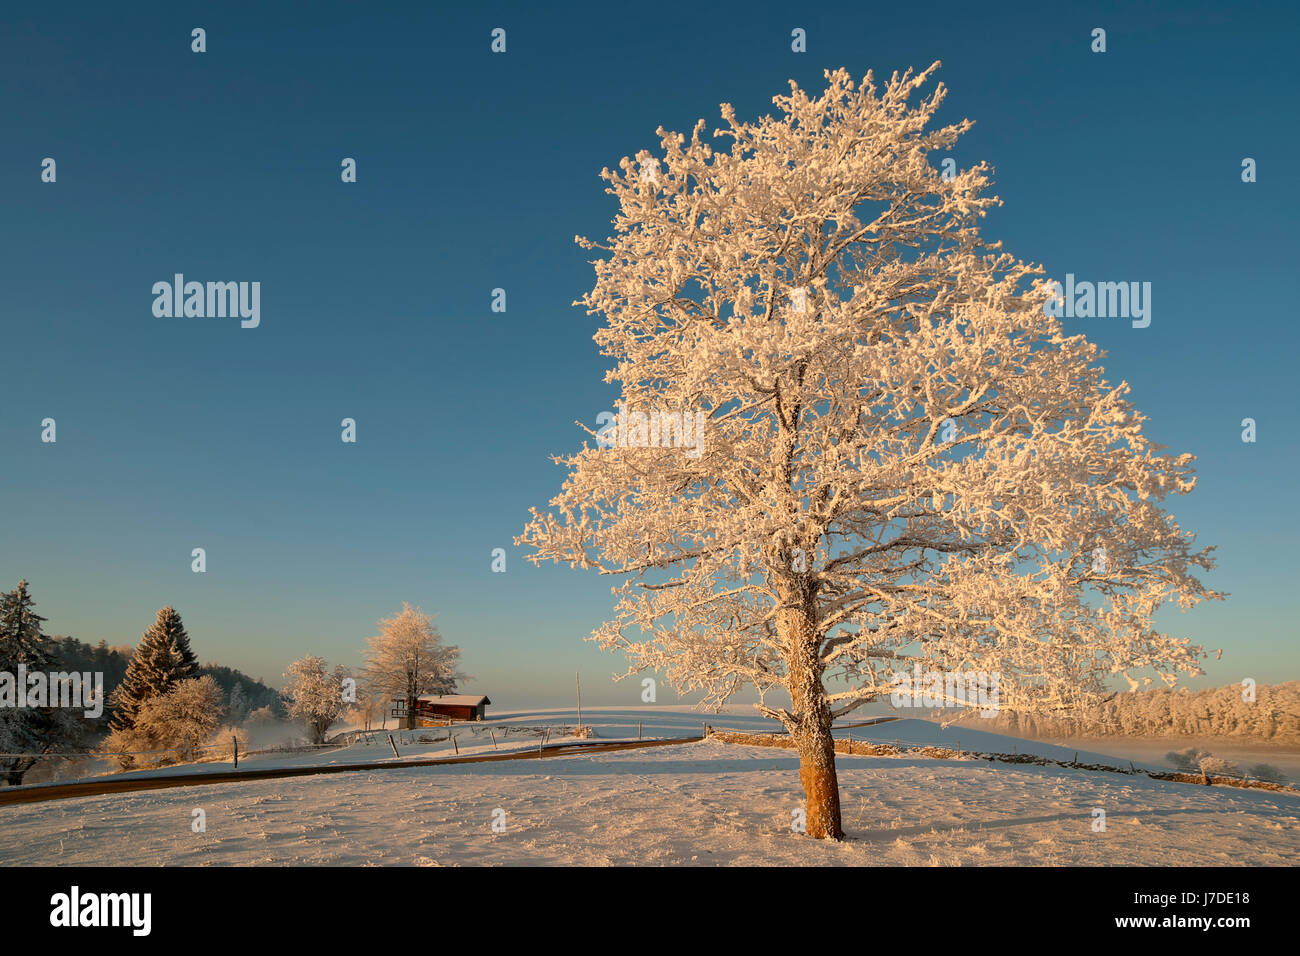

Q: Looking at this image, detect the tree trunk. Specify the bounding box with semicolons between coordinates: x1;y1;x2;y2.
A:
780;593;843;840
791;715;842;840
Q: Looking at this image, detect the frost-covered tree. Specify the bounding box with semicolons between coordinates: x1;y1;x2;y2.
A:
1198;755;1239;778
1245;763;1286;784
108;606;200;733
1166;747;1213;771
0;581;50;669
245;704;276;727
227;683;250;725
348;688;389;731
104;675;224;766
131;676;224;762
518;65;1220;839
0;581;83;784
283;655;351;744
360;604;462;729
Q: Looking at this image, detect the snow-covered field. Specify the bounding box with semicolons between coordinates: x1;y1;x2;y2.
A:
34;707;1169;783
2;710;1296;866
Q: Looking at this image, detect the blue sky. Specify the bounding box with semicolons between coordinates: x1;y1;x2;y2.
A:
1;0;1296;706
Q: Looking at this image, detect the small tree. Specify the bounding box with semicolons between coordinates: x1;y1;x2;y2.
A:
1198;756;1238;777
227;683;250;724
519;65;1218;839
133;676;224;762
245;705;276;728
360;604;462;729
103;676;225;767
283;655;351;744
350;689;388;731
1245;763;1286;784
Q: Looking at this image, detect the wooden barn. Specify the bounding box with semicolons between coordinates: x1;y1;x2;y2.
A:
394;694;491;725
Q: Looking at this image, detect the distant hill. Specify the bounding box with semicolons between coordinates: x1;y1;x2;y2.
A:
198;662;285;722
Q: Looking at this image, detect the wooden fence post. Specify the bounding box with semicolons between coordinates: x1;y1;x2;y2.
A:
233;735;238;768
388;734;400;758
490;729;497;750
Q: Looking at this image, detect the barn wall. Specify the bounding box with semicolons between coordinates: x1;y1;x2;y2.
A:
414;704;479;722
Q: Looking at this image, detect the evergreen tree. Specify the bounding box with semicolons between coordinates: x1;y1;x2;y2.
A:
0;580;83;785
227;683;249;724
157;606;199;677
0;580;52;672
108;606;199;733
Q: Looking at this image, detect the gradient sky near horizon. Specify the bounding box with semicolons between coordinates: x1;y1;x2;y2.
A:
2;0;1296;707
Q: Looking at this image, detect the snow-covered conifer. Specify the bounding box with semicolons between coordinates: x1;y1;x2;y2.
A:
108;605;200;733
0;580;82;784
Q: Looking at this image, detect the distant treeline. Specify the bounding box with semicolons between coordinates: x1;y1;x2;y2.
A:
51;636;284;730
197;662;285;723
977;681;1300;741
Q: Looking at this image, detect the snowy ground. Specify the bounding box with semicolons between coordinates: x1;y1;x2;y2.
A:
29;707;1165;785
1028;736;1300;786
2;711;1296;866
